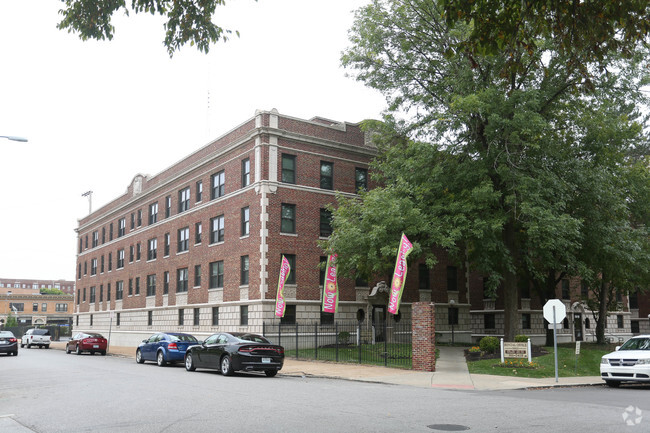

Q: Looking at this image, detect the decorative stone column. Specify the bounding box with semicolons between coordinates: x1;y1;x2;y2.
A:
412;302;436;372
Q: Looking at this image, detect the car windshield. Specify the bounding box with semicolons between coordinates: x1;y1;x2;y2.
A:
237;334;271;344
619;337;650;351
33;329;50;335
169;334;198;342
86;333;104;338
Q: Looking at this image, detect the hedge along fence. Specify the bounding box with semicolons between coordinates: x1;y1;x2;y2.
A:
262;320;413;369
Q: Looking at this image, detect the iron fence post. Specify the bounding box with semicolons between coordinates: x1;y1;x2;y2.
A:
384;319;388;366
335;322;339;362
295;323;299;359
314;323;318;360
358;321;362;364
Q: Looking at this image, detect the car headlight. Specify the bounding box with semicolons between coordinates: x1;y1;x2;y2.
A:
636;359;650;365
601;358;609;365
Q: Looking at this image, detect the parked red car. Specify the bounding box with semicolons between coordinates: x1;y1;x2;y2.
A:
66;332;108;355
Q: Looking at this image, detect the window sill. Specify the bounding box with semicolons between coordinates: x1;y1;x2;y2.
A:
280;232;298;237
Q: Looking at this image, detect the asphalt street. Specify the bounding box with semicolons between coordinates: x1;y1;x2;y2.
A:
0;348;648;432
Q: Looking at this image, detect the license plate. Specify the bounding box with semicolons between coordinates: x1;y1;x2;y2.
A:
93;345;99;348
262;357;271;363
0;341;6;345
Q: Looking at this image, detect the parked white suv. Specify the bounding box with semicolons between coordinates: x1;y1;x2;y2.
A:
20;329;51;349
600;335;650;387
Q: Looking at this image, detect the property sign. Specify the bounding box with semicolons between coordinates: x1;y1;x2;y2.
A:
503;342;528;359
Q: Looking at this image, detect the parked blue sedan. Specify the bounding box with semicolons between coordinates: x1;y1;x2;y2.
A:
136;333;199;367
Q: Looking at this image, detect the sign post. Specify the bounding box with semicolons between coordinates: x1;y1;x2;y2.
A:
543;299;566;383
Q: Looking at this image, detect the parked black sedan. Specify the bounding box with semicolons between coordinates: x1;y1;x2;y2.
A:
184;332;284;377
0;331;18;356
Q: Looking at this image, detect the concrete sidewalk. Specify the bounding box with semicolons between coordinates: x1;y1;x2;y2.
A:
48;342;602;391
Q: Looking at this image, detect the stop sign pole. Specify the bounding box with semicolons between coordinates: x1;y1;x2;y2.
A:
543;299;567;383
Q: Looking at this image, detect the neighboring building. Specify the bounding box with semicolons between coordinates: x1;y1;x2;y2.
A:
0;278;75;296
0;293;74;326
73;109;646;347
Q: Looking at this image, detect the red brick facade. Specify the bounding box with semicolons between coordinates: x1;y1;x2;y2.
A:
412;302;435;371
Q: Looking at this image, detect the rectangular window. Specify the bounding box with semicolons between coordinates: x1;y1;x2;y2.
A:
284;254;296;284
320;161;333;190
149;202;158;225
117;249;125;269
42;303;47;312
355;167;368;192
522;313;531;329
280;305;296;325
212;307;219;326
178;309;184;326
581;281;589;298
137;209;142;226
281;203;296;233
148;238;157;261
193;308;200;326
164;271;169;295
241;158;250;187
130;212;135;230
281;154;296;184
91;258;97;276
56;303;68;312
118;218;126;237
90;314;93;326
177;227;190;253
33;303;38;312
108;252;112;271
211;170;225;199
177;268;188;293
418;264;430;291
321;311;334;325
195;222;202;244
128;278;133;296
148;310;153;326
100;255;105;273
136;243;141;261
241;207;249;236
484;313;495;329
617;315;624;328
129;245;134;262
446;266;458;291
178;186;190;213
116;281;124;300
319;208;332;237
107;283;111;301
90;287;96;303
99;284;103;302
448;307;459;325
147;274;156;296
165;195;172;218
196;180;203;202
319;256;327;286
102;227;106;244
210;215;225;243
135;277;140;295
116;312;120;326
194;265;201;287
209;261;224;288
92;231;99;248
164;233;170;256
561;279;570;299
240;255;249;285
9;303;24;312
240;305;248;326
109;223;113;240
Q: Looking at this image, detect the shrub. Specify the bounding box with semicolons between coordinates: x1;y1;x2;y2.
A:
337;331;350;344
479;336;500;354
514;335;529;343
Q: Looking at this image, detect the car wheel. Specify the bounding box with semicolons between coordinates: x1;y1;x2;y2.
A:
76;345;82;355
157;351;167;367
221;355;234;376
45;345;49;349
605;380;621;388
136;349;145;364
185;353;196;371
265;370;278;377
101;351;106;356
66;346;71;354
27;344;32;349
20;343;24;348
90;351;95;355
12;351;17;356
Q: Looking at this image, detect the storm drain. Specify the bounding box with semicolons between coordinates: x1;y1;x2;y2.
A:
427;424;470;431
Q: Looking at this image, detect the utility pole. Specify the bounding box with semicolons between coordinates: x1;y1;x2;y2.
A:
81;190;93;214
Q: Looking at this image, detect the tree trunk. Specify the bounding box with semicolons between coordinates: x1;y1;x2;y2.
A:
596;277;608;344
502;221;519;341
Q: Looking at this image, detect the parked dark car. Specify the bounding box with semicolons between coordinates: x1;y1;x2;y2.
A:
0;331;18;356
184;332;284;377
66;332;108;355
136;332;199;366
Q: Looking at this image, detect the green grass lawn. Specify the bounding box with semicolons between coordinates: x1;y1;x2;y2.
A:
467;343;614;378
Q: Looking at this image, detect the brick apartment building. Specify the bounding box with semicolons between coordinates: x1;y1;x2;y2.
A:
74;109;648;347
0;278;75;296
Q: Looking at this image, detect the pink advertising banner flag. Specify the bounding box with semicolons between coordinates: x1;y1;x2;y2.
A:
321;254;339;314
388;233;414;315
275;255;291;318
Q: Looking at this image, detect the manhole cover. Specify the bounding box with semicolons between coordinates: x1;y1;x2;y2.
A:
427;424;470;431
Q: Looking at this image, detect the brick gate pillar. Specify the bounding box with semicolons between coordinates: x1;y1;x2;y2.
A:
412;302;436;371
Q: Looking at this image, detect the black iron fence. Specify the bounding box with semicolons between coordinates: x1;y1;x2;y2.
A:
1;324;72;341
262;320;412;369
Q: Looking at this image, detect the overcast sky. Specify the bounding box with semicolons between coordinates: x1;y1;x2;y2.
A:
0;0;386;282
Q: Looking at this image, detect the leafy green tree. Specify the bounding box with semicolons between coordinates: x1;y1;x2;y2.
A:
40;288;65;295
57;0;254;56
5;312;18;327
335;0;649;341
